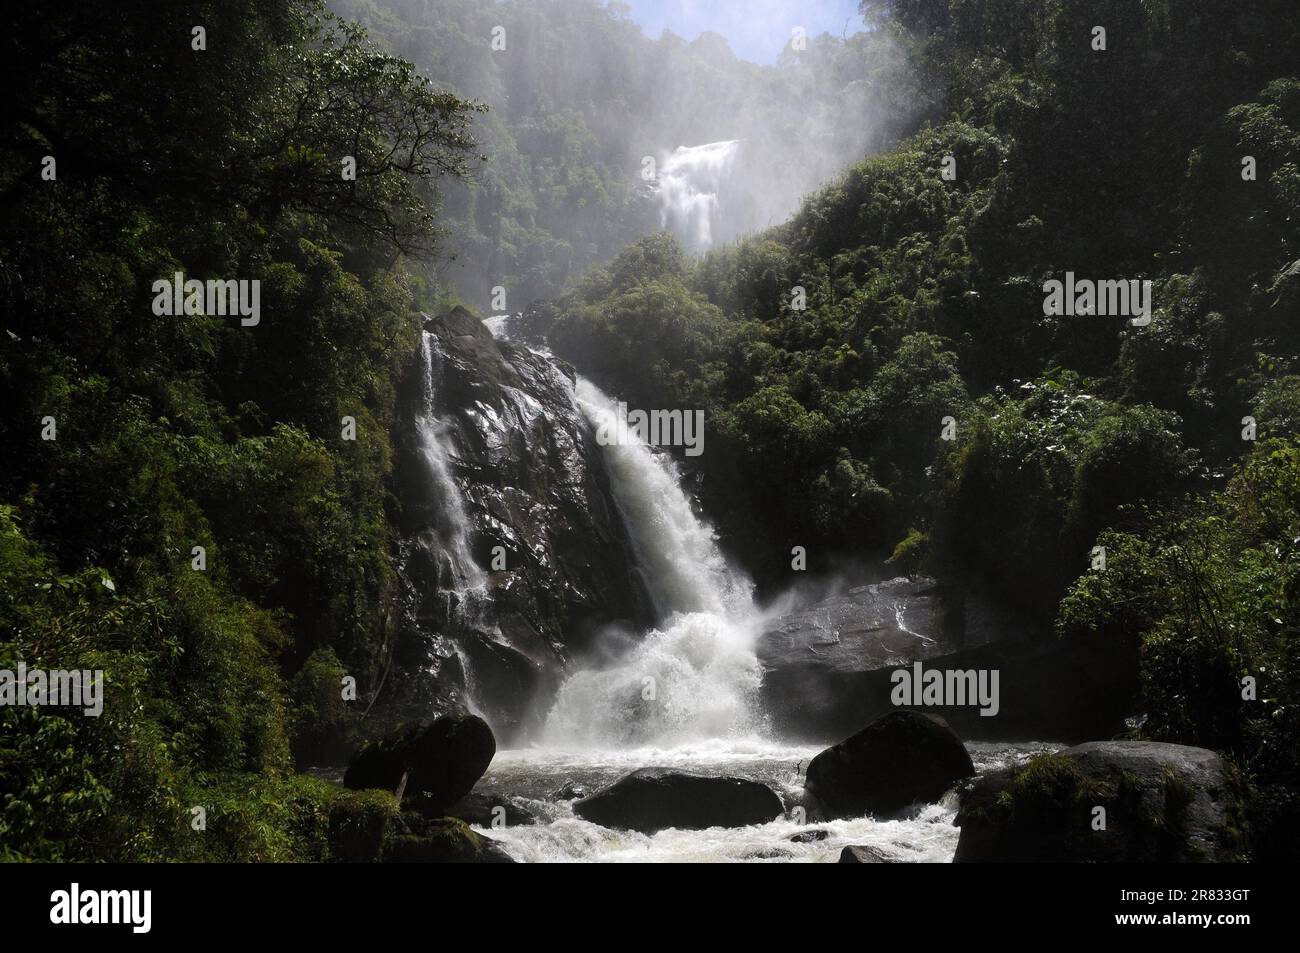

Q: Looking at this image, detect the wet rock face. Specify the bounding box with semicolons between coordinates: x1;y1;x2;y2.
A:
760;579;952;674
757;579;969;739
384;307;651;744
757;579;955;690
757;578;1129;742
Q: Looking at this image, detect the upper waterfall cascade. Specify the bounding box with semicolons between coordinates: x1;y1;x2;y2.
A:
655;139;741;251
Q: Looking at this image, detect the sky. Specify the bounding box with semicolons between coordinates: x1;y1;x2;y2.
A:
615;0;867;64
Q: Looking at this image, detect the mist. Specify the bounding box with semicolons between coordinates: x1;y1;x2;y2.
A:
330;0;915;302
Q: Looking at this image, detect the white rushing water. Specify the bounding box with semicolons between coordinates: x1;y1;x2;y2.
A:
476;740;1060;863
416;331;484;591
656;140;740;251
542;378;762;748
573;378;748;618
480;314;511;339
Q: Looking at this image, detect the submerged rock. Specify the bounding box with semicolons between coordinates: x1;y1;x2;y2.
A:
954;741;1245;862
547;781;587;801
789;829;829;843
445;792;536;828
838;845;896;863
344;712;495;814
742;846;793;860
573;768;784;834
805;710;975;818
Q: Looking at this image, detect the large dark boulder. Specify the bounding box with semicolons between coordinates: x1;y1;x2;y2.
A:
344;712;495;814
954;741;1246;862
805;710;975;818
573;768;784;834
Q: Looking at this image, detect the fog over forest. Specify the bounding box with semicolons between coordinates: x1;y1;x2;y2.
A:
334;0;916;304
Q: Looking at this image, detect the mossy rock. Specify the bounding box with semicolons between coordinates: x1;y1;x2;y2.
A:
327;789;400;863
382;817;515;863
954;741;1246;862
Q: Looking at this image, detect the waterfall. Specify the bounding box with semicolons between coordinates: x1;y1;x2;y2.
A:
656;140;740;251
574;379;746;618
481;314;511;340
419;320;766;746
416;331;484;592
413;329;497;728
542;378;764;747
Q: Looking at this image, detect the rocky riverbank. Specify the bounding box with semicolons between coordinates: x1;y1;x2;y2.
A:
326;710;1244;864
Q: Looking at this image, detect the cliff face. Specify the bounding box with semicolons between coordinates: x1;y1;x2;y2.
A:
381;307;651;744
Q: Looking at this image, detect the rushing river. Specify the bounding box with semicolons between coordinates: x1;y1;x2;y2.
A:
473;739;1060;863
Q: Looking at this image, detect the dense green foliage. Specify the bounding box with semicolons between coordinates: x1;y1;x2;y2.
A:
1057;439;1300;860
4;0;1299;861
538;1;1300;852
0;0;474;859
